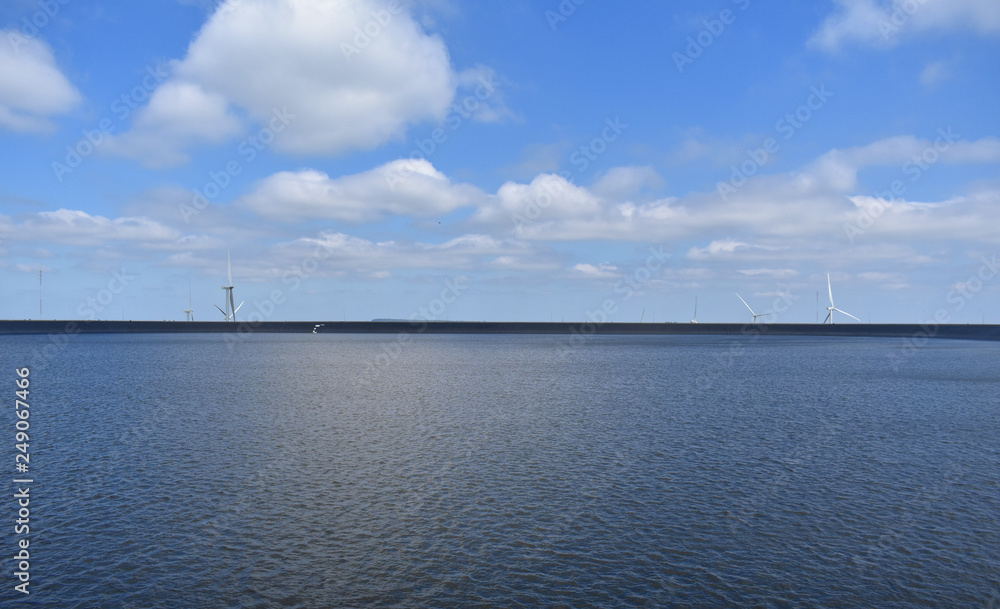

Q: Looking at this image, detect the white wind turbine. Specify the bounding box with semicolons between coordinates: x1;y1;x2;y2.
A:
184;280;194;321
215;250;243;322
823;273;859;324
736;293;771;324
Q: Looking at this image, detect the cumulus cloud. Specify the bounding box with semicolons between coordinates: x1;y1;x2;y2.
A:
0;31;81;133
101;81;242;167
809;0;1000;52
462;135;1000;248
472;172;603;228
106;0;464;166
234;134;1000;252
238;159;487;222
590;166;664;200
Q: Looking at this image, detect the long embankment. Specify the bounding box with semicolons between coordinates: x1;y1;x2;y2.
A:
1;320;998;341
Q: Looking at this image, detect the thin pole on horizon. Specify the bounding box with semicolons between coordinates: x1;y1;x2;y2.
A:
816;291;819;324
39;270;42;319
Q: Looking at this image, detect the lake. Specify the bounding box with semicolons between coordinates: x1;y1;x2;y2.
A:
2;333;998;607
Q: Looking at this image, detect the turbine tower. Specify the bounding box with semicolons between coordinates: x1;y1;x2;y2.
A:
736;293;770;324
184;280;194;321
214;250;243;322
823;273;859;324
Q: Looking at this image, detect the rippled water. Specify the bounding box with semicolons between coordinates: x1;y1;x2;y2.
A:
2;333;999;607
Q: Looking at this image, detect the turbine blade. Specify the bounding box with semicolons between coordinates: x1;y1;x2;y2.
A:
834;308;860;322
827;273;834;307
736;293;756;315
823;311;832;324
227;249;233;286
234;302;243;314
215;304;226;318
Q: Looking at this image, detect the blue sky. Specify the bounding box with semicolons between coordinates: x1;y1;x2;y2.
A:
1;0;999;323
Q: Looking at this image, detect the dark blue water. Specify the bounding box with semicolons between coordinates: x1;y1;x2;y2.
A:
2;333;998;607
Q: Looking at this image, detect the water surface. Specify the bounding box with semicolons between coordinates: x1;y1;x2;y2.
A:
2;333;998;607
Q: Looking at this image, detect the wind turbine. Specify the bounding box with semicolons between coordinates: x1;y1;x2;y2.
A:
823;273;859;324
690;296;698;323
736;293;770;324
184;280;194;321
214;250;243;322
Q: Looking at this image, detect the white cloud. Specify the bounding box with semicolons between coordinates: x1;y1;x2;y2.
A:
0;31;81;133
797;135;1000;192
810;0;1000;52
919;60;951;87
473;172;603;228
455;135;1000;246
108;0;464;166
3;209;179;247
687;240;779;261
738;268;799;278
571;262;619;279
263;230;534;275
101;81;242;167
239;159;486;223
590;166;664;200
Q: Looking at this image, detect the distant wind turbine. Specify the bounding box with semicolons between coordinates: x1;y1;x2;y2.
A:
690;296;698;323
823;273;859;324
214;250;244;322
184;280;194;321
736;293;771;324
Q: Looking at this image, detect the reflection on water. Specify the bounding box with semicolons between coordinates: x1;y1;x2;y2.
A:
3;334;999;607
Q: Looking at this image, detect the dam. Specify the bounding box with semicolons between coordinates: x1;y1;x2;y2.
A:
1;319;998;341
